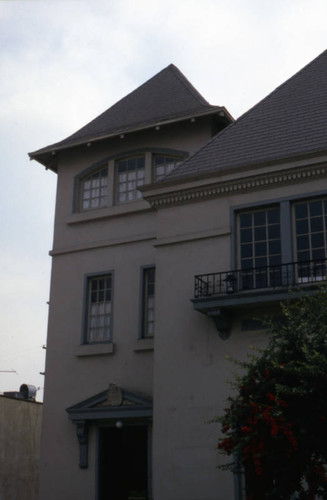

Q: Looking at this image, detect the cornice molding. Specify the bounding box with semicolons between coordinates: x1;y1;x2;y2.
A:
144;163;327;209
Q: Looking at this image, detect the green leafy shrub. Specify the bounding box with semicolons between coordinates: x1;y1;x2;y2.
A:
217;288;327;499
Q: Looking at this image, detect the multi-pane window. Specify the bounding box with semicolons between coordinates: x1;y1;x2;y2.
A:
117;157;145;203
142;268;155;338
153;155;182;181
80;167;108;210
77;151;188;211
239;207;281;288
233;197;327;292
86;275;112;343
294;199;327;281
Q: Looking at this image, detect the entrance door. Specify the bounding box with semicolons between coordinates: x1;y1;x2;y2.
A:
98;424;149;500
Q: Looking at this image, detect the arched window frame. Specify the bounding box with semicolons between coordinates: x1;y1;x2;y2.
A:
73;148;188;212
73;160;109;213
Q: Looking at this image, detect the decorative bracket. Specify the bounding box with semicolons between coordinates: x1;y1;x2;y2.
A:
75;420;88;469
208;310;232;339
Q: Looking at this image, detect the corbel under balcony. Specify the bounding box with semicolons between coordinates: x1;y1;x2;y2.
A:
192;258;327;338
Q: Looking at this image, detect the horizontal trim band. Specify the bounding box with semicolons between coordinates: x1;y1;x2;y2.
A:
145;163;327;209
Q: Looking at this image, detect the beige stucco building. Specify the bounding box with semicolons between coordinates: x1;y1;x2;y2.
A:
0;386;42;500
30;51;327;500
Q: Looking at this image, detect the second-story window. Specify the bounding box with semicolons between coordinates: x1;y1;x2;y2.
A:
75;149;188;213
86;275;112;343
239;207;281;288
80;167;108;210
294;199;327;262
294;199;327;281
117;156;145;203
141;267;155;338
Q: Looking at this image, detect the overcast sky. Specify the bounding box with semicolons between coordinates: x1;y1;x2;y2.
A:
0;0;326;400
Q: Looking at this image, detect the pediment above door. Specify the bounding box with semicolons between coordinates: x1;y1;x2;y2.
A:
66;384;152;422
66;384;152;469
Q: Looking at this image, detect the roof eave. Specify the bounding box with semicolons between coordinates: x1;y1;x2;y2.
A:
28;152;58;173
29;107;233;168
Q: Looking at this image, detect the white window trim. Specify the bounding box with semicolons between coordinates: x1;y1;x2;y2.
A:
83;272;114;345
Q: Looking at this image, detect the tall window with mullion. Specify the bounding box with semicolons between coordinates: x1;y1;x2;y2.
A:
117;157;145;203
80;167;108;210
294;198;327;281
153;155;183;181
239;207;281;289
86;275;112;343
141;268;155;338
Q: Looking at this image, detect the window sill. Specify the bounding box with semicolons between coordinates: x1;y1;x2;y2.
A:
76;342;115;357
133;338;154;352
68;200;150;225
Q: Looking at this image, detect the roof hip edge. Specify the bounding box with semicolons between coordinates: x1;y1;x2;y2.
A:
167;63;211;107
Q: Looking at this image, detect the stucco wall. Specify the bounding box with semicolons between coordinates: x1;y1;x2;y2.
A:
0;396;42;500
38;109;327;500
38;117;222;500
149;172;327;499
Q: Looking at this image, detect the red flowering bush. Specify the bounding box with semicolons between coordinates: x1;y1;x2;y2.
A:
217;288;327;499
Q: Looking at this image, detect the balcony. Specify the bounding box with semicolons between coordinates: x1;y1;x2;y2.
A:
192;259;327;337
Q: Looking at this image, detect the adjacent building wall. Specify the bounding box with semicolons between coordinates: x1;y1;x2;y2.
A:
0;396;42;500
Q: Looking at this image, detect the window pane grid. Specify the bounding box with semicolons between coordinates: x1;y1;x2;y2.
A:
239;208;281;288
81;168;108;210
117;157;145;202
142;268;155;338
154;155;183;181
87;276;112;343
295;199;327;280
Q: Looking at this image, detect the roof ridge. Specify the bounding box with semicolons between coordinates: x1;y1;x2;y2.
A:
63;68;173;140
168;49;327;180
167;64;211;107
62;64;211;144
222;49;327;134
29;63;233;166
66;65;177;136
110;64;172;107
232;48;327;128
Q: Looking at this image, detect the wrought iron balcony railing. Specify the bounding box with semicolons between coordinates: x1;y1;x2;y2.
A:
194;258;327;300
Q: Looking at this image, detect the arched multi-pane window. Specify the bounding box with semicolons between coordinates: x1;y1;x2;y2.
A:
80;167;108;210
75;149;187;212
116;156;145;203
153;154;183;182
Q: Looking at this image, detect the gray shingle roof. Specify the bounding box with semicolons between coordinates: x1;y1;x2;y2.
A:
29;64;228;164
168;50;327;180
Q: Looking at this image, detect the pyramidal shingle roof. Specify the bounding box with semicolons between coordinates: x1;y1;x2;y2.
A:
168;50;327;181
30;64;228;165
